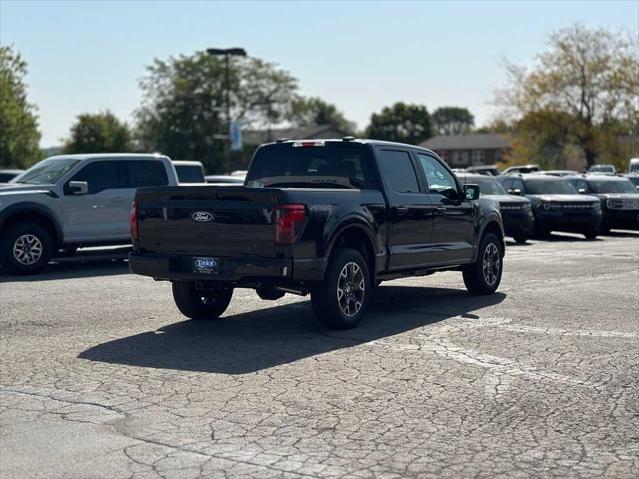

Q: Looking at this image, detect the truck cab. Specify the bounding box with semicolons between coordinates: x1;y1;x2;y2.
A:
0;154;178;274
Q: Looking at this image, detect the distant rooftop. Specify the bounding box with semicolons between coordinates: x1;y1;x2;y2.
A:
420;133;512;150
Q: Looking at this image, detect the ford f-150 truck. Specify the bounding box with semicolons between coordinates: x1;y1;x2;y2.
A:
0;154;178;274
129;139;505;329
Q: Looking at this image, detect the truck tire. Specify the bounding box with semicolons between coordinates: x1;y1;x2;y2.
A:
512;232;529;244
463;232;502;295
0;222;53;275
584;229;599;240
171;281;233;320
311;248;370;329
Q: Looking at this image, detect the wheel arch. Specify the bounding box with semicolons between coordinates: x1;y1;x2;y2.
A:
0;203;62;248
324;221;377;279
477;219;505;260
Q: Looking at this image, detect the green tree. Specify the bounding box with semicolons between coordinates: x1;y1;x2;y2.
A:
63;111;132;154
0;45;41;168
135;52;298;173
497;24;639;167
431;107;474;135
289;96;355;133
366;102;432;144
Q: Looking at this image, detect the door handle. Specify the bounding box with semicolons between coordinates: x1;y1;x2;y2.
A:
435;207;446;216
395;206;408;216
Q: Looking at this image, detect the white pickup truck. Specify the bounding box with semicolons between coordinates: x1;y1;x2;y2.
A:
0;153;178;274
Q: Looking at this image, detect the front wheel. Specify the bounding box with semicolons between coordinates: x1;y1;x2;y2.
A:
512;232;529;244
311;248;370;329
172;281;233;320
0;223;53;275
463;233;503;295
584;229;599;240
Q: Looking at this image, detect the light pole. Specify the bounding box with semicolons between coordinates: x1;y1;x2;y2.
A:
207;48;247;171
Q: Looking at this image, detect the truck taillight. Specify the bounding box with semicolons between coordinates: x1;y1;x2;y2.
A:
274;204;306;245
130;201;139;241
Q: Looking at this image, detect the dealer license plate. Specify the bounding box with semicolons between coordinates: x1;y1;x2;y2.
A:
193;257;218;274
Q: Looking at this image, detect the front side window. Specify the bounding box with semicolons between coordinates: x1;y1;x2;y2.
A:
69;161;121;194
127;161;169;188
378;150;420;193
417;153;457;194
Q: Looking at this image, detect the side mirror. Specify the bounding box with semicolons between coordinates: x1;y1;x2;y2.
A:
578;188;587;194
463;184;480;201
67;181;88;195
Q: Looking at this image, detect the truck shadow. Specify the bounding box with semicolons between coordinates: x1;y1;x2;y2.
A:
0;260;129;283
79;286;506;375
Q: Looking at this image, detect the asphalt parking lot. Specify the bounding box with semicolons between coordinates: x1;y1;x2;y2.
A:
1;233;638;478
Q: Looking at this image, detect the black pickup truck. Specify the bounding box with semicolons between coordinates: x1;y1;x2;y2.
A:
129;139;505;329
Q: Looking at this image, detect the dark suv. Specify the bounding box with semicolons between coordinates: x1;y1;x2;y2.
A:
458;173;534;243
498;174;602;239
567;176;639;232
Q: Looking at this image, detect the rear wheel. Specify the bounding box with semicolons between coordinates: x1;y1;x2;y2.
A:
463;233;503;295
0;223;53;275
311;248;369;329
171;281;233;320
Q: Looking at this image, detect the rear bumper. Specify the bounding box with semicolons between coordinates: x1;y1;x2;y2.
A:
128;252;326;283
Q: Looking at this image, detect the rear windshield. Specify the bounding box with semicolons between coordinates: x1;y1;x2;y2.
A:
175;164;204;183
246;142;376;189
588;179;636;194
526;179;577;195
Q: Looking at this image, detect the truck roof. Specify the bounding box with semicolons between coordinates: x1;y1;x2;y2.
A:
45;153;170;161
260;138;440;157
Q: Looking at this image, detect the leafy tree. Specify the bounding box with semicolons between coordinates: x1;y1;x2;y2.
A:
497;24;639;167
431;107;474;135
0;45;41;168
135;52;298;173
366;102;432;144
289;96;356;134
63;111;132;154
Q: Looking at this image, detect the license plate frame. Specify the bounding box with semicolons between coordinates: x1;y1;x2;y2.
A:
193;257;219;274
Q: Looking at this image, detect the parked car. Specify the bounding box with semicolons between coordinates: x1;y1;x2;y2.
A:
458;173;534;243
466;165;500;176
587;164;616;176
538;170;579;177
129;138;505;329
173;161;205;183
629;158;639;173
566;175;639;232
205;175;244;185
498;174;602;239
622;174;639;191
0;169;25;183
0;154;178;274
502;164;540;175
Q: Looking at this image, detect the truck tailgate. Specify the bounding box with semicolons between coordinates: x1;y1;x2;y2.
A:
135;186;282;257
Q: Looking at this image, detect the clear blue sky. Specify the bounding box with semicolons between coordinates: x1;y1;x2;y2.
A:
1;0;637;147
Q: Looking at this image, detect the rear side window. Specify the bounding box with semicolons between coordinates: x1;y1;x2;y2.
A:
126;161;169;188
378;150;420;193
70;161;121;194
246;142;376;189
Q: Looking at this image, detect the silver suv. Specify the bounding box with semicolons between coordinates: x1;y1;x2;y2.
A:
0;154;178;274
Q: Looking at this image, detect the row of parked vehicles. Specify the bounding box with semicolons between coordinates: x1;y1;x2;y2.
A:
1;140;637;330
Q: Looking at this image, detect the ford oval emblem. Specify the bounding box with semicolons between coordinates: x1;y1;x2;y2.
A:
191;211;214;222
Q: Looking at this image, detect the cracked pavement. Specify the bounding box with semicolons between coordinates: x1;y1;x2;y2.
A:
1;233;638;478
